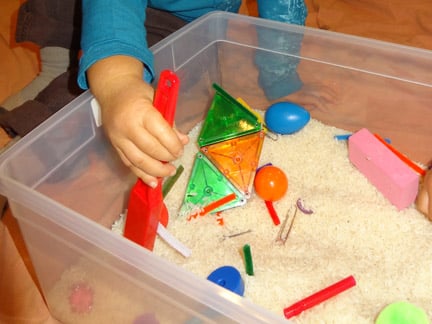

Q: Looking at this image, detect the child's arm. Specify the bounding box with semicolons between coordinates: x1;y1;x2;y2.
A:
78;0;188;186
87;55;188;187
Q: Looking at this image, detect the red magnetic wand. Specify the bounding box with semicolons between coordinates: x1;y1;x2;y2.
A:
124;70;180;250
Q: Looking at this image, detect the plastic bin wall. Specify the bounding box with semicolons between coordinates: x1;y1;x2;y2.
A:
0;12;431;323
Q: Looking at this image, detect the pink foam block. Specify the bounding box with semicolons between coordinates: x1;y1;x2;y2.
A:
348;128;419;210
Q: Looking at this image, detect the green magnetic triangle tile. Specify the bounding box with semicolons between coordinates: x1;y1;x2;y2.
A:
181;152;246;215
197;84;262;147
201;131;265;199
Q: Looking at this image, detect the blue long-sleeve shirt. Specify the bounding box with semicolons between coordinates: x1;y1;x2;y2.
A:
78;0;242;89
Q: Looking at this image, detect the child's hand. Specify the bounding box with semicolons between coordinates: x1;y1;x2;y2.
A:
87;55;189;187
416;170;432;221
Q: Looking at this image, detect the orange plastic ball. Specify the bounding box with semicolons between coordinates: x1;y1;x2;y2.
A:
254;165;288;201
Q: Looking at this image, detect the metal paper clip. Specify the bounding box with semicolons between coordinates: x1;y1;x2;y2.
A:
265;129;280;141
220;229;252;242
276;206;298;245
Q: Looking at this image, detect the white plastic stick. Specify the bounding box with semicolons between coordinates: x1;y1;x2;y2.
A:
157;223;192;258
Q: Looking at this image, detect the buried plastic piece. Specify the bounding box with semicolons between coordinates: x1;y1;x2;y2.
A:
207;265;245;296
375;301;429;324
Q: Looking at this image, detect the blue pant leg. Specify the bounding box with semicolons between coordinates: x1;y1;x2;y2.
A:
255;0;307;100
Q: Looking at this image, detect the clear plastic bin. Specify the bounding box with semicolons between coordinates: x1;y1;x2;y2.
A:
0;12;431;323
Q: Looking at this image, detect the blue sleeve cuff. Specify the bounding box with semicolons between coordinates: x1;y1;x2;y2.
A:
77;42;155;90
78;0;153;90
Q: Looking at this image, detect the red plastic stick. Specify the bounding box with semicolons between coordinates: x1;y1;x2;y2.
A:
264;200;280;225
284;275;356;319
200;193;236;216
124;70;180;250
187;193;236;220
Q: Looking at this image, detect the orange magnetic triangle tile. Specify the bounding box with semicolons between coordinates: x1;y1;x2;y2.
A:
201;130;265;198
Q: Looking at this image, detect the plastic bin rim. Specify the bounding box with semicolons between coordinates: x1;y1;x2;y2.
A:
151;11;432;59
0;91;95;196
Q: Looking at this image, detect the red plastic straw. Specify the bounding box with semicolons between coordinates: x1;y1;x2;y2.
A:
284;275;356;319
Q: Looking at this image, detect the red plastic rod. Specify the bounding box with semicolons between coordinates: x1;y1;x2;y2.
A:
284;275;356;319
